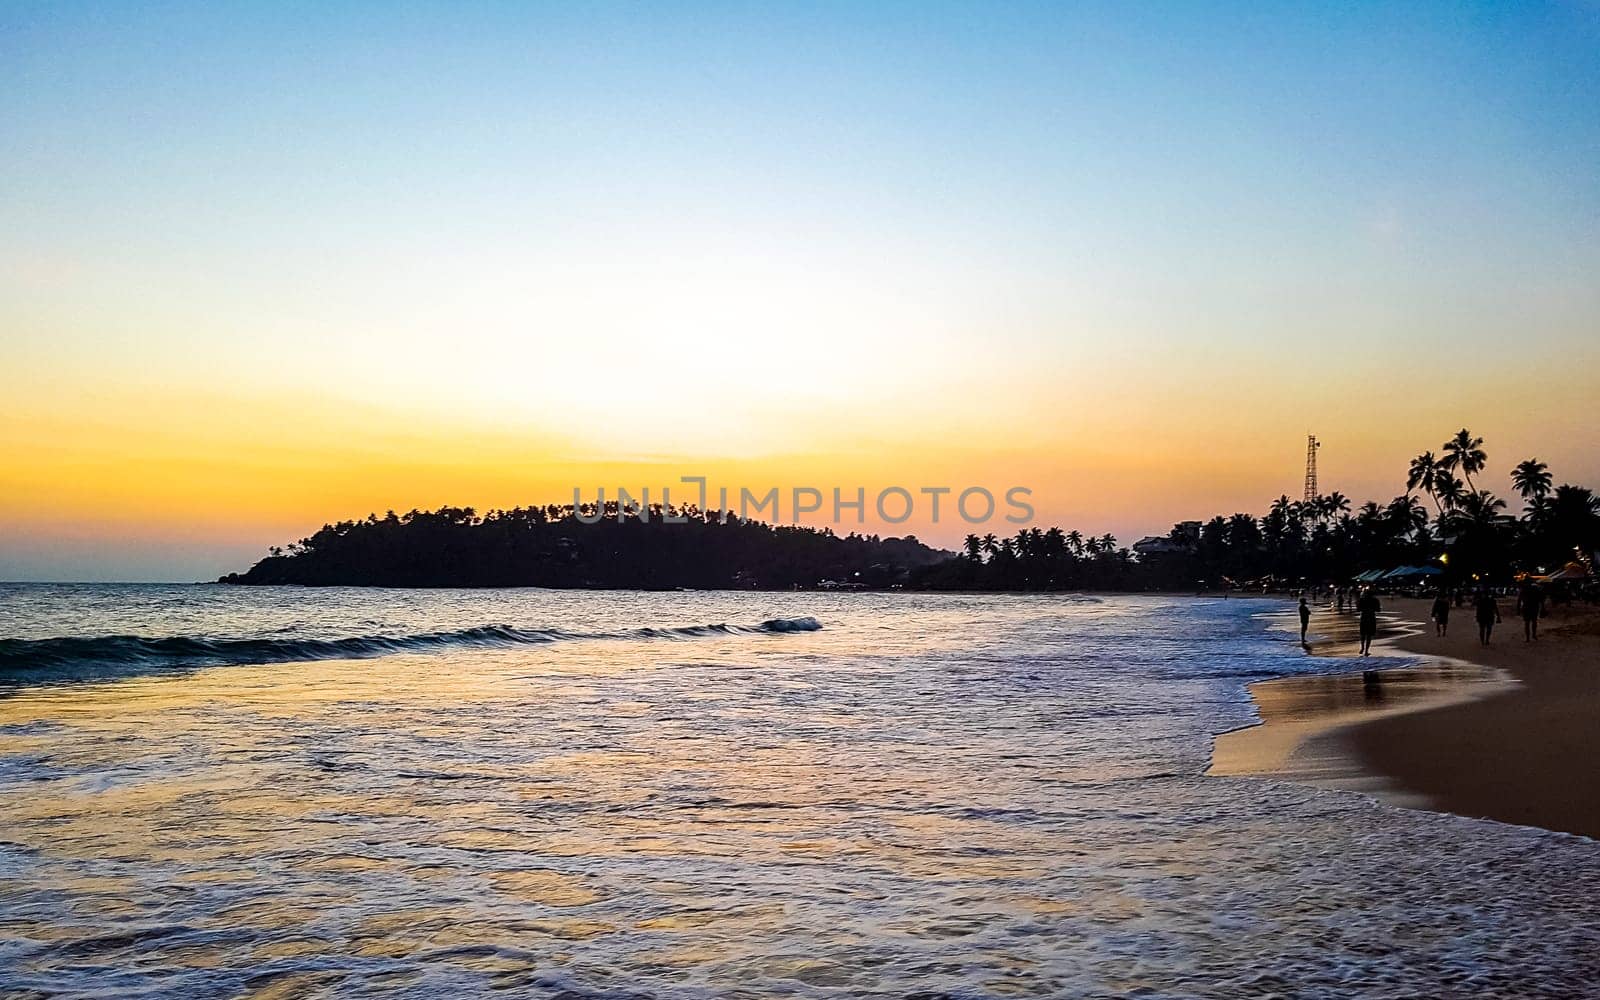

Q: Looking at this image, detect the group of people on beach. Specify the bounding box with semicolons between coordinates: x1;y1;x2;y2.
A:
1429;580;1547;646
1299;588;1382;655
1304;579;1549;653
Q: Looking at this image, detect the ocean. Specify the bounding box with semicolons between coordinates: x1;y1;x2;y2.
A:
0;585;1595;997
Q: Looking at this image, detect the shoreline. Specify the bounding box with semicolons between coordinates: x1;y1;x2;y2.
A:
1212;597;1600;839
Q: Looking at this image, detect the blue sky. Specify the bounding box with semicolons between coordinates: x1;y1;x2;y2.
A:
2;1;1598;579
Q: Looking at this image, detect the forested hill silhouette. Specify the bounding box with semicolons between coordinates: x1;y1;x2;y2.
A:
219;503;951;589
222;432;1600;591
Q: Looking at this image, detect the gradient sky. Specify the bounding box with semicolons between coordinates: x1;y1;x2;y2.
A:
3;1;1598;580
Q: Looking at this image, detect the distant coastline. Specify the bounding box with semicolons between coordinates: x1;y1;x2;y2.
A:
221;430;1600;594
216;503;1147;591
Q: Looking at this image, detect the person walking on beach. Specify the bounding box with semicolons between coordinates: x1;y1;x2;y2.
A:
1517;579;1545;642
1356;588;1380;656
1474;588;1502;646
1429;590;1451;637
1298;596;1312;644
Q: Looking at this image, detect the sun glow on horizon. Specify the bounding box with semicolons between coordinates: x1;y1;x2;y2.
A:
3;2;1598;579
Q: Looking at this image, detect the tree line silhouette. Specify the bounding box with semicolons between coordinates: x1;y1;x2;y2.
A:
1126;428;1599;591
220;502;949;589
909;529;1139;590
223;429;1598;592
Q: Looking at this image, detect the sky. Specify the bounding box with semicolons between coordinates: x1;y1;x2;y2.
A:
2;1;1598;581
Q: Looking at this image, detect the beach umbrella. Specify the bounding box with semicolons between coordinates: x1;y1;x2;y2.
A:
1546;562;1591;581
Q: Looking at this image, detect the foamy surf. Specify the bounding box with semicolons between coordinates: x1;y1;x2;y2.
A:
0;616;823;682
0;588;1596;997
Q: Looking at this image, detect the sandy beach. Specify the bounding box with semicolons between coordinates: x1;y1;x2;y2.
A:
1214;597;1600;839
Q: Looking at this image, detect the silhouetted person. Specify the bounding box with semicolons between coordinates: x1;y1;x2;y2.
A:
1298;597;1311;644
1336;588;1345;613
1357;588;1380;656
1429;590;1451;637
1474;589;1501;646
1517;580;1545;642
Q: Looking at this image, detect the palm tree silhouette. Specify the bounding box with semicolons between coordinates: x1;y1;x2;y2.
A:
1227;513;1261;549
1385;494;1429;539
1440;429;1487;489
1406;451;1439;510
1445;490;1508;532
1540;485;1600;564
963;534;983;562
1433;470;1465;512
1323;492;1351;521
1511;458;1552;502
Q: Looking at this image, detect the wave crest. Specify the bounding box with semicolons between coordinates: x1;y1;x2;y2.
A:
0;617;824;683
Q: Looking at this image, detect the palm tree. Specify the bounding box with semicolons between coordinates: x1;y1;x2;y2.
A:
963;534;983;562
1524;493;1555;531
1386;495;1429;539
1065;530;1084;556
1264;495;1299;550
1227;513;1261;551
1446;490;1508;530
1440;429;1487;489
1538;484;1600;564
1323;491;1351;521
1436;490;1510;577
1407;451;1439;509
1551;483;1599;517
981;534;999;559
1433;470;1465;512
1511;458;1552;502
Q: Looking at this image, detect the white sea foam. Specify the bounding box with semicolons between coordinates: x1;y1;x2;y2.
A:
0;587;1594;996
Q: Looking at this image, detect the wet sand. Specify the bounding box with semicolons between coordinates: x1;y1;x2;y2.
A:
1212;597;1600;839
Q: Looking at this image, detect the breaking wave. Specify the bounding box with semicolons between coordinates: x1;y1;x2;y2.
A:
0;616;823;683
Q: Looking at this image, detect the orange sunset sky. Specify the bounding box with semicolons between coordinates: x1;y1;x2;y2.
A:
3;3;1597;580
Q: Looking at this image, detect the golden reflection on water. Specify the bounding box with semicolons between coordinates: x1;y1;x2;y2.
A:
0;634;1156;995
4;596;1600;997
1210;660;1513;779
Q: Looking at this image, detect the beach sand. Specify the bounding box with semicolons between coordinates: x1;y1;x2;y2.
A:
1212;597;1600;839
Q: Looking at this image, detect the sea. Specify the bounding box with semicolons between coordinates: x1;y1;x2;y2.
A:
0;584;1595;998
